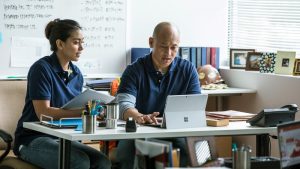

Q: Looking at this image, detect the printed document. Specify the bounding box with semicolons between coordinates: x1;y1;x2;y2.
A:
62;88;115;109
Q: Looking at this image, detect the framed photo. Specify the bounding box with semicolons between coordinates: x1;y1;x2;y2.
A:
293;59;300;76
230;49;255;69
259;52;277;73
274;51;296;75
246;52;262;71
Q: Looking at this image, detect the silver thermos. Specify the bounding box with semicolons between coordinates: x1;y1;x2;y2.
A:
232;143;252;169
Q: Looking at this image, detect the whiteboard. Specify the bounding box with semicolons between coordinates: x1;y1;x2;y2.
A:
0;0;126;78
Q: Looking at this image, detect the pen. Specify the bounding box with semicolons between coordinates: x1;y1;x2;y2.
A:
85;104;91;115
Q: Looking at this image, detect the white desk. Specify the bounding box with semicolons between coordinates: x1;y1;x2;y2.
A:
24;121;275;169
202;87;256;111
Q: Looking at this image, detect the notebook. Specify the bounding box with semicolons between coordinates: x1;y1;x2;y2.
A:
145;94;208;129
277;120;300;169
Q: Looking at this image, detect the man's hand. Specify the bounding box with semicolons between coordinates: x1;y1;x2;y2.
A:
135;112;160;124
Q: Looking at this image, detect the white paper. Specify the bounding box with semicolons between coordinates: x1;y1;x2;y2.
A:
62;88;115;109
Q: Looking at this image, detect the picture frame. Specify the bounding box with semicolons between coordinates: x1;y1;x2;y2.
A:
259;52;277;73
293;59;300;76
274;51;296;75
246;52;262;71
230;49;255;69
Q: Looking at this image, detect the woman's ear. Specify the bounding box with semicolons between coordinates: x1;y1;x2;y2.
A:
149;37;154;48
56;39;64;50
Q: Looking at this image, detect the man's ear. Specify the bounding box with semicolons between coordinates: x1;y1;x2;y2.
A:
149;37;154;48
56;39;64;50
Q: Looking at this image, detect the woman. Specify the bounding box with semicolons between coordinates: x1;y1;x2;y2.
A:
13;19;111;169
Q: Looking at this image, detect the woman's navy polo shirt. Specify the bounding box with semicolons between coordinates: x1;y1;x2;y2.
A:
118;53;201;116
13;52;83;155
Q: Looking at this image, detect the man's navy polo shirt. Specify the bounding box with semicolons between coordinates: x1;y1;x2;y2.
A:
13;52;83;155
118;53;201;116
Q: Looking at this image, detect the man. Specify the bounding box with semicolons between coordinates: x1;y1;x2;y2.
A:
116;22;201;168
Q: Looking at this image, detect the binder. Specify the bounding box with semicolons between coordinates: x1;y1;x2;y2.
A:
210;47;217;68
131;48;151;63
196;47;202;68
216;47;220;69
180;47;190;61
206;47;211;65
201;47;207;65
189;47;197;66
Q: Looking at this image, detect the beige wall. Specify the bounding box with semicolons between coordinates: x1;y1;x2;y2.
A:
220;68;300;157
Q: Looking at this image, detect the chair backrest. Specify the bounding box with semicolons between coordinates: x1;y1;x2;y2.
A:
187;136;217;167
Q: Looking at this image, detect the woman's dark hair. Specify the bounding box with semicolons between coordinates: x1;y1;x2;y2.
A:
45;19;82;51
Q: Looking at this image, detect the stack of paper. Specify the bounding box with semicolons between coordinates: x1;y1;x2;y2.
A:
86;78;115;91
206;110;255;121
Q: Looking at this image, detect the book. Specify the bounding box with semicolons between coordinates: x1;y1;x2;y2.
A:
61;88;115;109
206;117;229;127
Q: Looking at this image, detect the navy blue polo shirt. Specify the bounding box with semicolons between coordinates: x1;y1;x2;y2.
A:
118;53;201;116
13;52;83;155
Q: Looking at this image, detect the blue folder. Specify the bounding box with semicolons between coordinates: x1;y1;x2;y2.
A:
40;118;82;129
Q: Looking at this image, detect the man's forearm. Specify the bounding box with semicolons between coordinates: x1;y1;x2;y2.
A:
123;108;143;121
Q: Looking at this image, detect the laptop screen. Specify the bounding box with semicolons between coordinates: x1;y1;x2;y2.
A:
278;121;300;169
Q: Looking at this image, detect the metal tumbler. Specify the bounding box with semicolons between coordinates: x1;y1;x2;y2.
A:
82;115;96;134
232;145;251;169
104;103;119;129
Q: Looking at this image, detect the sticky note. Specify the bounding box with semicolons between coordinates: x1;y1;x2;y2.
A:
0;32;2;44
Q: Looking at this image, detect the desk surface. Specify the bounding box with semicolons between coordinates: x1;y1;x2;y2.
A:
24;121;276;141
202;87;256;96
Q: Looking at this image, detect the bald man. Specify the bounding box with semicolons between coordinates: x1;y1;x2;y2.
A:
116;22;201;168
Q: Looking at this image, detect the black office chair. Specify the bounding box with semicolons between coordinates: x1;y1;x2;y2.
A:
0;129;40;169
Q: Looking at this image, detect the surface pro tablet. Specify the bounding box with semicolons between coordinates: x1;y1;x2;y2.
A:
144;94;208;129
164;94;208;129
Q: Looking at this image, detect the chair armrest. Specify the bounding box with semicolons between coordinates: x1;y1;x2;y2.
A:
0;129;13;143
0;129;13;162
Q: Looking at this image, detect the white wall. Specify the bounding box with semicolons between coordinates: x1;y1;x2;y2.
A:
127;0;228;65
220;68;300;157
